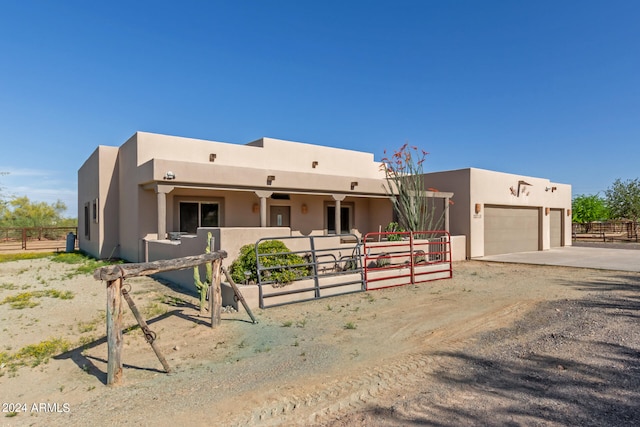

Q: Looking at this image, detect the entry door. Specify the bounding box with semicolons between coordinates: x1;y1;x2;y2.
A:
550;209;563;248
270;206;290;227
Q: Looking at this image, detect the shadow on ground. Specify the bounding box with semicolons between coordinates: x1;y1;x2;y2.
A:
348;273;640;426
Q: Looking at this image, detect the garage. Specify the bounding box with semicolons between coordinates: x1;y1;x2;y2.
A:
549;209;563;248
484;206;540;256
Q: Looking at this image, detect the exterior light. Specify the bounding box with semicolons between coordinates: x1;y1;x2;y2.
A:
164;171;175;180
267;175;275;185
350;181;358;190
209;153;217;162
475;203;481;214
517;180;531;197
312;161;318;168
301;204;308;214
252;203;259;213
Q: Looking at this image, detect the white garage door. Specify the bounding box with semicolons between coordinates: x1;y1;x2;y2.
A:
550;209;563;248
484;206;540;256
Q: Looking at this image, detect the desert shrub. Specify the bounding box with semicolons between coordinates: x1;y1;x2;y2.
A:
385;222;405;241
230;240;309;285
376;253;391;268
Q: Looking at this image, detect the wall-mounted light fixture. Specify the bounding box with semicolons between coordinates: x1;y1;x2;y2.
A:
301;204;308;214
350;181;358;190
209;153;217;162
567;209;571;217
475;203;481;214
312;161;318;168
545;207;550;216
267;175;275;185
252;203;259;213
164;171;175;180
517;180;531;197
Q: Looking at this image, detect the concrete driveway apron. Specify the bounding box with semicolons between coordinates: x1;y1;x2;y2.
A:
478;246;640;273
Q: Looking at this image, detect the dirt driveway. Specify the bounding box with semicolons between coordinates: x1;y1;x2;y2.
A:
1;258;639;426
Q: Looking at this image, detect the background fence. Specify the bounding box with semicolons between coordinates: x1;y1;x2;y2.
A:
0;227;78;252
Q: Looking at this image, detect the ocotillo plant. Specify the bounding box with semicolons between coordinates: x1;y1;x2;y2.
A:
380;143;448;234
193;232;213;315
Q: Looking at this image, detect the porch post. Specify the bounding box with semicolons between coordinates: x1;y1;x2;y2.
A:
255;191;273;228
260;198;267;227
332;195;346;234
444;197;450;232
155;184;173;240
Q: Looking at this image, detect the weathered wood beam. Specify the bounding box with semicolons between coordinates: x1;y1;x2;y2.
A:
210;259;222;328
222;266;258;324
106;278;123;385
94;251;227;281
121;287;171;373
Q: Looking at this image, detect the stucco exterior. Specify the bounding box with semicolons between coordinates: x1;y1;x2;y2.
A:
78;132;397;264
422;168;572;258
78;132;570;268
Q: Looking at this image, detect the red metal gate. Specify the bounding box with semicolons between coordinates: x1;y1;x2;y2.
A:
363;230;452;290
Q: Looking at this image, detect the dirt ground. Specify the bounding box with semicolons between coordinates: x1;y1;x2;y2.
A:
1;257;639;426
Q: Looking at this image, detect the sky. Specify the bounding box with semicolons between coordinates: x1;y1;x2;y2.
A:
1;0;639;217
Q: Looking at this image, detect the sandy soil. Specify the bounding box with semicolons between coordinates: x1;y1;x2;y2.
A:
1;257;639;426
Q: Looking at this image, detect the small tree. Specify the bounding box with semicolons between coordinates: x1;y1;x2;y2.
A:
381;144;445;233
605;178;640;236
0;196;68;228
572;194;609;233
0;172;8;220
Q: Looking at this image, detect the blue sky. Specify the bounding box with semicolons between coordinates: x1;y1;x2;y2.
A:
1;0;639;217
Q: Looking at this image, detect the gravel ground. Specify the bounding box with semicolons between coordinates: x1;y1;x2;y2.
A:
1;258;639;426
330;286;640;426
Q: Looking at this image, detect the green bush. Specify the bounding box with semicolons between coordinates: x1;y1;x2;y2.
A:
230;240;309;286
385;222;405;241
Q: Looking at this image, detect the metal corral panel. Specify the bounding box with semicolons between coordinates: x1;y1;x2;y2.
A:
550;209;563;247
484;206;539;256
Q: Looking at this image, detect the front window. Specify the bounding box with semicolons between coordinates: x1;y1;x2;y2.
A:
327;205;351;234
84;203;90;239
179;202;219;234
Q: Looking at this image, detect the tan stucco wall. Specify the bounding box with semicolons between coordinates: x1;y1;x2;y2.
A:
422;168;571;258
78;132;570;264
135;133;383;180
80;132;396;262
77;145;119;259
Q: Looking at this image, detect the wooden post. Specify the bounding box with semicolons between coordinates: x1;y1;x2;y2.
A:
95;251;228;385
210;259;222;328
106;278;123;385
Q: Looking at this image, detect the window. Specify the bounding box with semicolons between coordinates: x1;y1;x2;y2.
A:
92;199;99;223
327;205;351;234
84;203;90;239
179;202;219;234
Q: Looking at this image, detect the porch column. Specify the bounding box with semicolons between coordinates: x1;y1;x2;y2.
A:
156;185;173;240
255;191;273;228
444;197;450;232
333;195;346;234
